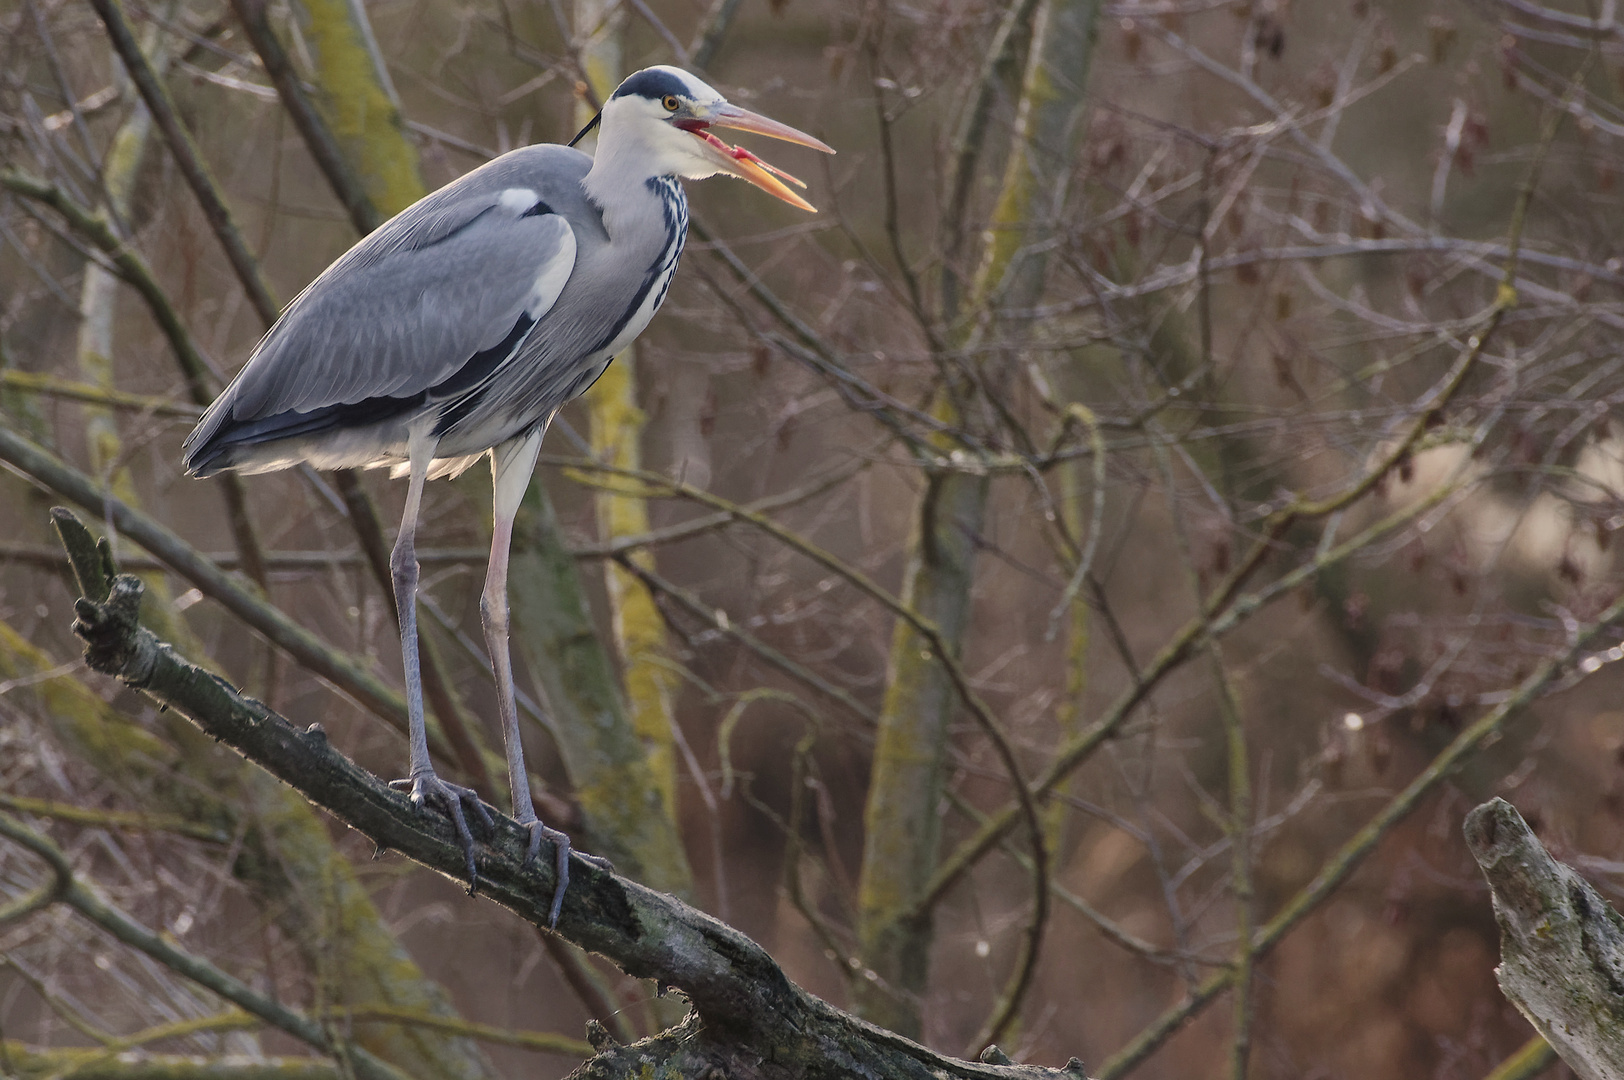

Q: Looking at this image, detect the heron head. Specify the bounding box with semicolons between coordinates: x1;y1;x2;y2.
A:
585;66;833;211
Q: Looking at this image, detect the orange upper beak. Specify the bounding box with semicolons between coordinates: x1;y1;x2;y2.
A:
678;103;834;212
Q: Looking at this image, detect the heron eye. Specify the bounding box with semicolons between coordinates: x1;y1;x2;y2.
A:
661;94;680;112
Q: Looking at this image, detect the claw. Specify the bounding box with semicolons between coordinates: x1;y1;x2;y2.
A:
520;820;612;927
391;772;492;892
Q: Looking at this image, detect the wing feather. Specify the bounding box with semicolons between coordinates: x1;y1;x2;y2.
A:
184;179;578;473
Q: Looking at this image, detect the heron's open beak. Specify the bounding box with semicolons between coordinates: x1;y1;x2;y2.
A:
678;103;834;212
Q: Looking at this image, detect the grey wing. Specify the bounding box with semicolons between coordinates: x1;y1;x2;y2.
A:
229;191;574;418
183;186;576;473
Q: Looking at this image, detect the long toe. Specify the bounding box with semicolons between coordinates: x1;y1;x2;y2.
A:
521;821;608;927
575;850;615;872
391;773;493;892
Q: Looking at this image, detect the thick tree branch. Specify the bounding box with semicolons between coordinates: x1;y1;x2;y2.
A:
47;507;1090;1080
1465;799;1624;1080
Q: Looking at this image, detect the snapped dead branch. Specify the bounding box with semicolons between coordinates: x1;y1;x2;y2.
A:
1466;798;1624;1080
44;506;1091;1080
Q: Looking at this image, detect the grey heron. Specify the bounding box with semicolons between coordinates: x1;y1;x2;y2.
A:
182;66;832;921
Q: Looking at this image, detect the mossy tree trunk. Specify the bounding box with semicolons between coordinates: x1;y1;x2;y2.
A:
508;480;694;893
576;0;687;860
853;0;1100;1039
286;0;424;217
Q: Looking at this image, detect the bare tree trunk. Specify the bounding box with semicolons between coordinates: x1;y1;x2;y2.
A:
854;452;988;1038
284;0;424;217
577;0;686;857
853;0;1099;1039
508;480;694;893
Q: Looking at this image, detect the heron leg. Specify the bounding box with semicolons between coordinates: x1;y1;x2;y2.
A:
389;432;492;889
487;428;610;926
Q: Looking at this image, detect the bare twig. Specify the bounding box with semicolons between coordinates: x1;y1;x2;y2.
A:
0;429;441;757
228;0;382;236
0;815;411;1080
687;0;743;70
85;0;282;326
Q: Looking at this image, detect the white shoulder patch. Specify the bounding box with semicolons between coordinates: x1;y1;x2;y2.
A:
526;217;578;320
499;187;541;214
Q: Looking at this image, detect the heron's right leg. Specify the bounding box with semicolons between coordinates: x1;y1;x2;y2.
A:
487;429;610;926
388;432;491;887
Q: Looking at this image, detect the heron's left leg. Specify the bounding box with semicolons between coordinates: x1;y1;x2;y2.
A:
389;429;492;886
487;428;609;926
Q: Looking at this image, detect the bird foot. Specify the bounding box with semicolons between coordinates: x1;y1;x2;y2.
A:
390;771;494;892
520;818;614;927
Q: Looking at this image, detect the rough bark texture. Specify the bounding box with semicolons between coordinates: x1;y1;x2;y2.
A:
1465;797;1624;1080
51;507;1091;1080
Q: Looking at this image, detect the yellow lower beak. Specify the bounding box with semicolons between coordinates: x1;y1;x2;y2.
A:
682;104;834;212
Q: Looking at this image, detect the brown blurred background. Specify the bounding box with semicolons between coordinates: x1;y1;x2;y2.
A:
4;0;1624;1076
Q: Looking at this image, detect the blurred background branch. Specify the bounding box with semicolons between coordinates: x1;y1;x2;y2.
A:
8;0;1624;1077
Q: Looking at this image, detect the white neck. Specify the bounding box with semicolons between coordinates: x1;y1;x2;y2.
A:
583;140;658;238
581;97;715;237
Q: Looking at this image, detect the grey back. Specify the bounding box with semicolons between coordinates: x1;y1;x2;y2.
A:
184;144;681;476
